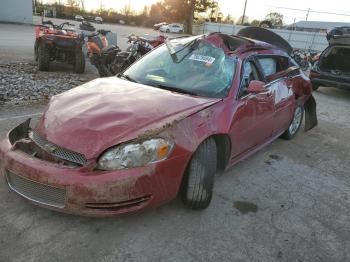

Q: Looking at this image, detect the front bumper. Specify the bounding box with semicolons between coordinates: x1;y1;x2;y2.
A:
0;123;190;217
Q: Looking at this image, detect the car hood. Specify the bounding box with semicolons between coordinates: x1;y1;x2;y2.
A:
35;77;220;159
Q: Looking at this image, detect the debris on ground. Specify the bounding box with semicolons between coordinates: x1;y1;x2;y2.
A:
0;62;96;104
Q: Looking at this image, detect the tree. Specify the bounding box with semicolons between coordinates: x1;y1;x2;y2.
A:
66;0;79;15
67;0;79;8
142;6;150;17
77;0;85;12
120;3;134;17
224;14;235;24
237;15;249;25
251;19;260;26
163;0;218;33
149;2;167;22
265;12;284;27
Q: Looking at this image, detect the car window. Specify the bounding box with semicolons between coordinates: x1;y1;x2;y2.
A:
239;60;261;97
258;56;290;79
124;39;237;98
259;58;277;76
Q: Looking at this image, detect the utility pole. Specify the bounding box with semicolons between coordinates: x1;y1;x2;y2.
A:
306;8;311;21
241;0;248;25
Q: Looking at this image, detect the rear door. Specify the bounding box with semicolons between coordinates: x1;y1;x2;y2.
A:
257;56;295;134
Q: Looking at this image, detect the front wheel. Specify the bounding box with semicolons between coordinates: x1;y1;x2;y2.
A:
38;43;50;71
182;138;217;210
312;84;319;91
74;50;85;74
34;40;39;61
281;105;304;140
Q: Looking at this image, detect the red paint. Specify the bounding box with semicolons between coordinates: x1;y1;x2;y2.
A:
0;33;315;217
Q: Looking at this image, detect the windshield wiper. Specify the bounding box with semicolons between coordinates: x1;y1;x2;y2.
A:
118;73;138;83
153;84;199;96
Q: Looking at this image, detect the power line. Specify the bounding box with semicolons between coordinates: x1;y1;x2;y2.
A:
269;6;350;19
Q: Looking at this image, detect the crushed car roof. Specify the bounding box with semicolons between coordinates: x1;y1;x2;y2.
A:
200;30;290;55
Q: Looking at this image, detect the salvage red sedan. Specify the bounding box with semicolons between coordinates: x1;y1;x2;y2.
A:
0;28;317;216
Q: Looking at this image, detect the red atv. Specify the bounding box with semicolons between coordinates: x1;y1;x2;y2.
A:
34;21;85;73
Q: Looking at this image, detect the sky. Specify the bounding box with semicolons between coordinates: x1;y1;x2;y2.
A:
49;0;350;24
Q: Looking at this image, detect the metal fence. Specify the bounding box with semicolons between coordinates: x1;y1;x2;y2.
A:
192;22;328;52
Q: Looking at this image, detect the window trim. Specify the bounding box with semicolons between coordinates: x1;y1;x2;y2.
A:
255;54;296;82
237;56;264;99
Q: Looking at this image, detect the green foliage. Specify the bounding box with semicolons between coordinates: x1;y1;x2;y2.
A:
265;12;284;26
251;19;260;26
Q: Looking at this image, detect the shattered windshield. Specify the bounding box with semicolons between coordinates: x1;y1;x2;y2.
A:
123;37;237;98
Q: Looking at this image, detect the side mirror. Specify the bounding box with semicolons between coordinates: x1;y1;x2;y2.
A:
247;80;266;94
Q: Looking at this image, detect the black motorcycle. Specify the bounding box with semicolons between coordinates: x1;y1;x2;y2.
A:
112;34;155;74
86;29;121;77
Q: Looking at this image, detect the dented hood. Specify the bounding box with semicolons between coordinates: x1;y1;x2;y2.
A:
35;77;220;159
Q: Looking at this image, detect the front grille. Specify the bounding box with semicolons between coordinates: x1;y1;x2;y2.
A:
30;130;87;166
6;170;66;208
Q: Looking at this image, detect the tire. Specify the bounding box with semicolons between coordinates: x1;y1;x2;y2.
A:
166;29;170;33
312;84;319;91
179;30;184;33
182;138;217;210
98;65;112;77
37;43;50;71
74;50;85;74
281;105;304;140
34;40;39;61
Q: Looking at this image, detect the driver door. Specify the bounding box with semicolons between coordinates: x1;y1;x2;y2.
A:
229;58;275;158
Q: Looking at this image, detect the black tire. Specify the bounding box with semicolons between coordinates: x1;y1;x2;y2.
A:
179;30;184;33
182;138;217;209
312;84;319;91
34;40;39;61
166;29;170;33
281;104;304;140
97;65;112;77
38;43;50;71
74;50;85;74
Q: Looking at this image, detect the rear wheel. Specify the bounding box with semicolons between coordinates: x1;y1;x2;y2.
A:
166;29;170;33
281;105;304;140
182;138;217;210
74;50;85;74
34;40;39;61
38;43;50;71
312;84;319;91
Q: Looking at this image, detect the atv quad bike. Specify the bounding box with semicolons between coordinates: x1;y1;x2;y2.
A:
34;21;85;73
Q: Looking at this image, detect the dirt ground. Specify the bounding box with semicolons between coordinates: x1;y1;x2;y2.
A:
1;23;350;262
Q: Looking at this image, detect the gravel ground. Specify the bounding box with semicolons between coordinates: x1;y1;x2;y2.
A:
0;62;96;104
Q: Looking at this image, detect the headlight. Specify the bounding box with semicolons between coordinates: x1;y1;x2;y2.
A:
97;138;174;170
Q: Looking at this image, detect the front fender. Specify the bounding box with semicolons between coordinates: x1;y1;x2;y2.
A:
304;95;318;131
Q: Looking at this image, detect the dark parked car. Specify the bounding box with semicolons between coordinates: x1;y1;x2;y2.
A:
310;26;350;90
0;28;317;217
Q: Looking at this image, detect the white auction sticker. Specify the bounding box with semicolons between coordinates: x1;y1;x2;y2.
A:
188;54;215;64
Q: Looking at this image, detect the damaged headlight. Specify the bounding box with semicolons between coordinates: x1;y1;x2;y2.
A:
97;138;174;170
